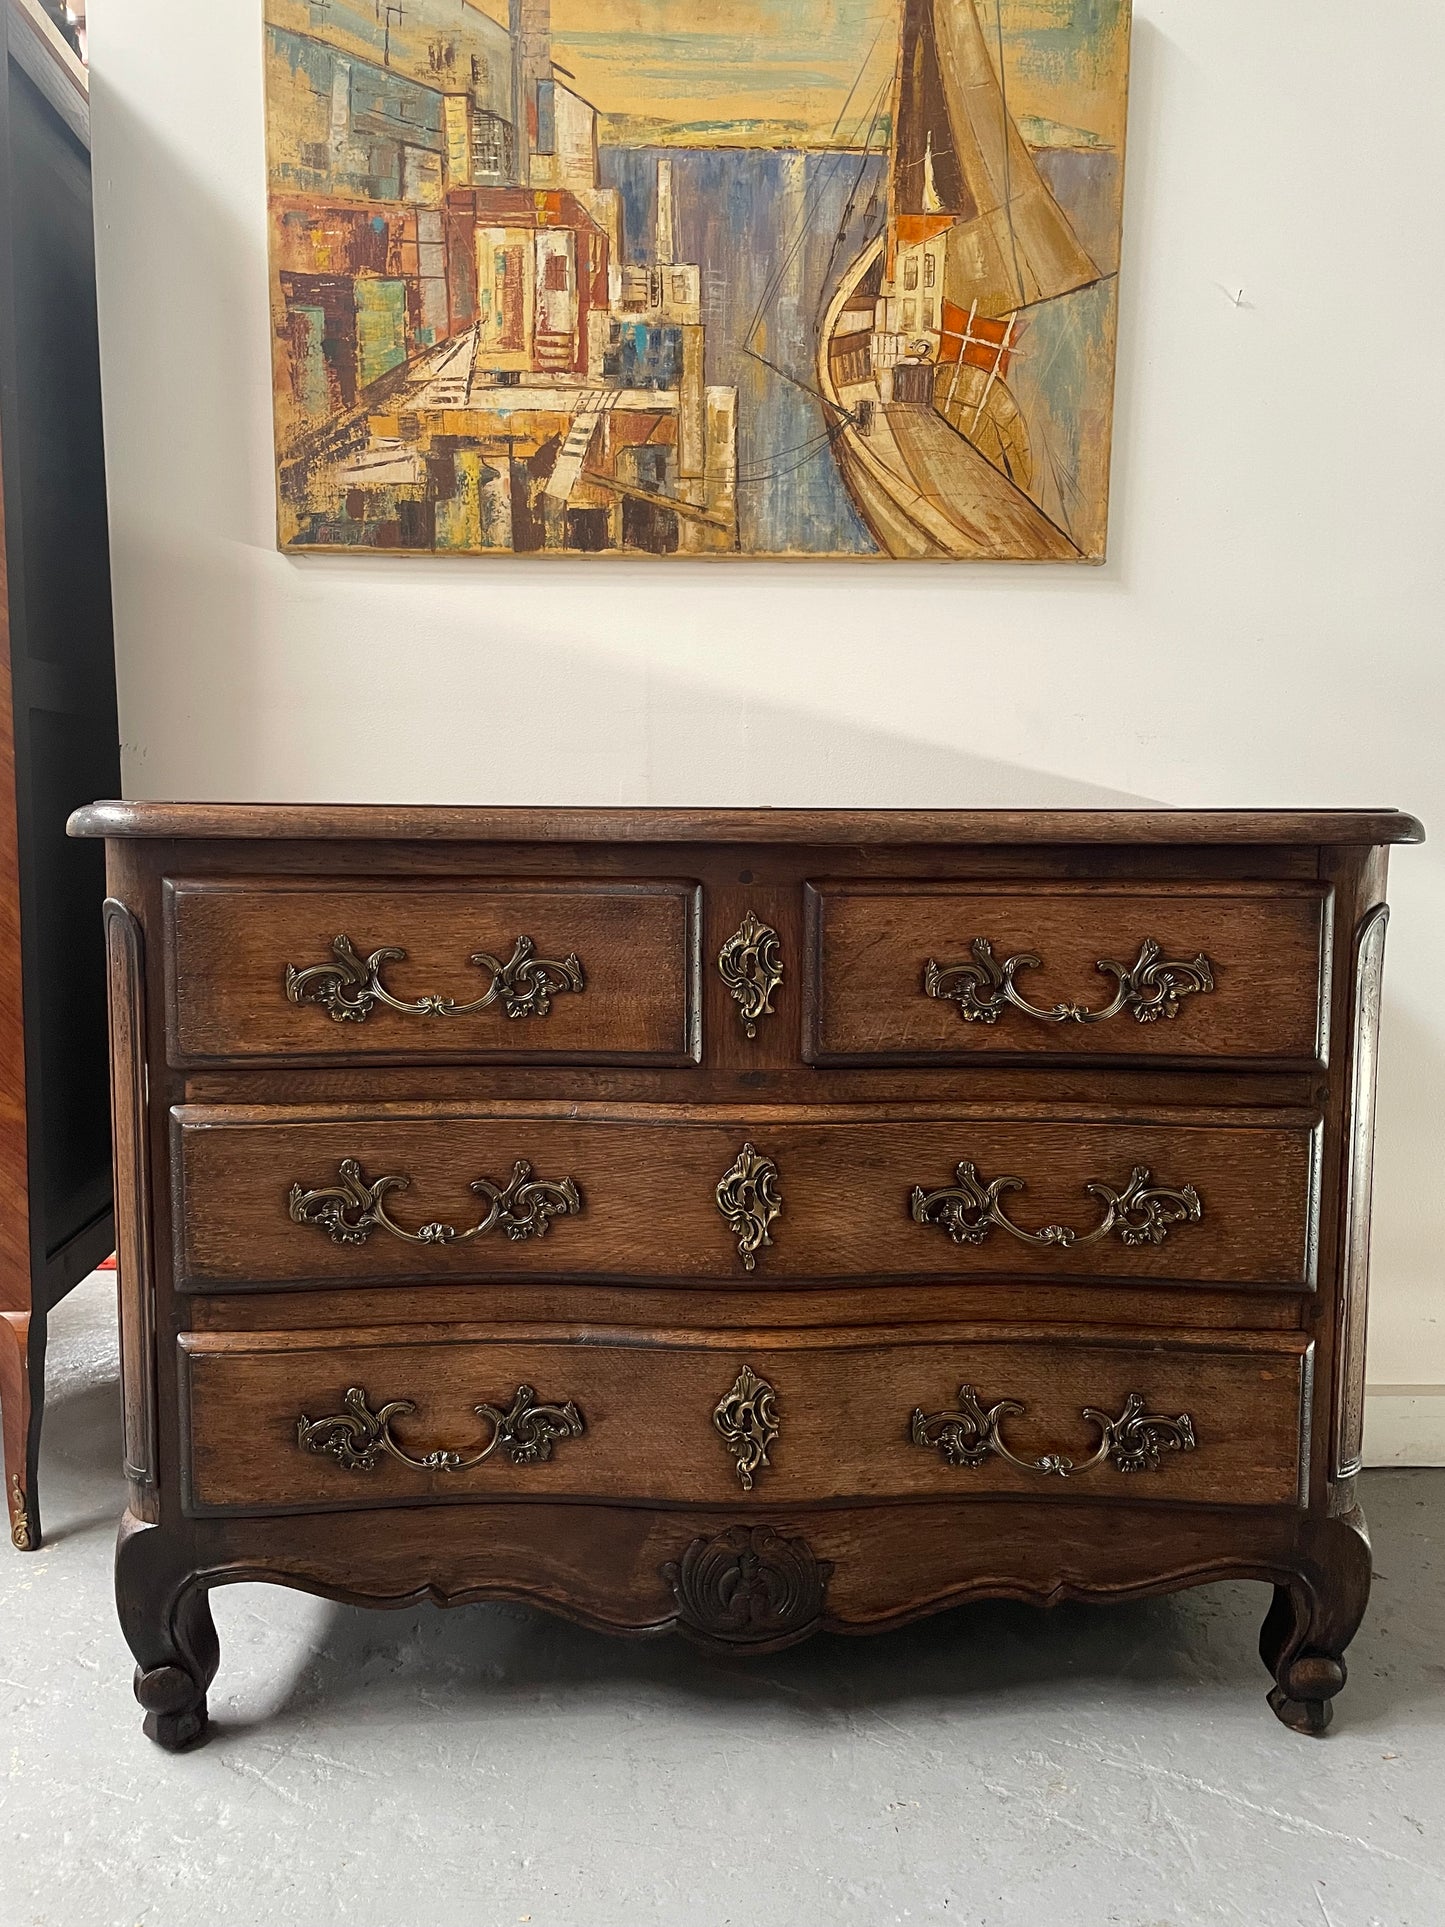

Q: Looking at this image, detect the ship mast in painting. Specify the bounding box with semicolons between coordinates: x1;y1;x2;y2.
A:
820;0;1109;559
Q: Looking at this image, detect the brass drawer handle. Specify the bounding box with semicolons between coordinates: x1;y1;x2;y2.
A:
286;933;584;1023
298;1383;585;1473
289;1157;583;1247
912;1161;1201;1250
716;1142;782;1271
924;937;1214;1026
911;1385;1196;1478
718;912;783;1037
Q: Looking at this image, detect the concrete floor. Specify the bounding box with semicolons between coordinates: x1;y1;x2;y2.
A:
2;1276;1443;1927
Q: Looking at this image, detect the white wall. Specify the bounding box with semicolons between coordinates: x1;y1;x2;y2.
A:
86;1;1445;1454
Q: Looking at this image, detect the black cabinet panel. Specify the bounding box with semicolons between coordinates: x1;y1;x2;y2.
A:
1;32;119;1550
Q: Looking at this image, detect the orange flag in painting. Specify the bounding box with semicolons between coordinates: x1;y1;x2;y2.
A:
937;299;1021;375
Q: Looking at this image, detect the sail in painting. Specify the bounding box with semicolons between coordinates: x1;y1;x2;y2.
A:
820;0;1118;558
263;0;1130;559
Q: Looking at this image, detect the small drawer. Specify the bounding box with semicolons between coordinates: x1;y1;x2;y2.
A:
172;1102;1319;1292
805;881;1328;1065
163;878;701;1065
178;1323;1311;1515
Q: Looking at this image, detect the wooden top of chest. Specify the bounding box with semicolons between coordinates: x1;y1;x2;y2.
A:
67;804;1426;848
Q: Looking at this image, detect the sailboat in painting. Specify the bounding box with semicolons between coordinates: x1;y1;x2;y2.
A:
819;0;1115;560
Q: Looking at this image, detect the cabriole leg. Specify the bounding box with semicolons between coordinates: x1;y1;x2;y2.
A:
1260;1512;1372;1736
115;1514;219;1750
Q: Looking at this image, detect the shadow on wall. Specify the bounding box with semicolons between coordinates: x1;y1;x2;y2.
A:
590;676;1161;809
122;616;1162;806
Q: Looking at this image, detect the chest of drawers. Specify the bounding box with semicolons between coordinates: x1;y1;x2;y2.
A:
69;802;1422;1749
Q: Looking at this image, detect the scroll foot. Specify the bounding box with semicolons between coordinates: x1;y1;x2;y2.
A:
116;1515;219;1750
1260;1513;1371;1737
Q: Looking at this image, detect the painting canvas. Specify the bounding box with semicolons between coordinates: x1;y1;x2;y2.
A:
264;0;1131;559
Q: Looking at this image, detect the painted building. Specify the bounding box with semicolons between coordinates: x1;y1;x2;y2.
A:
264;0;736;554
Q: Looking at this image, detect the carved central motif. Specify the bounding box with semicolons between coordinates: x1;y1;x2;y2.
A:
286;933;585;1023
663;1526;832;1647
297;1383;586;1473
924;936;1215;1026
717;912;783;1037
713;1365;781;1491
911;1162;1202;1250
715;1142;782;1271
289;1157;583;1247
911;1385;1197;1478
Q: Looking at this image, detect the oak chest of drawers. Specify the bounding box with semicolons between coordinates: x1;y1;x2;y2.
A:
69;802;1423;1748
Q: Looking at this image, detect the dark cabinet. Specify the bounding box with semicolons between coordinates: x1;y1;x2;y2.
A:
0;2;120;1550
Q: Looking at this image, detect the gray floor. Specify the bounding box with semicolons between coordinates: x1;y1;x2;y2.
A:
2;1276;1443;1927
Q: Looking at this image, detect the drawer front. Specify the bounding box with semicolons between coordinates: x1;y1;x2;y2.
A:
805;882;1328;1064
174;1105;1318;1291
179;1324;1311;1514
163;879;700;1065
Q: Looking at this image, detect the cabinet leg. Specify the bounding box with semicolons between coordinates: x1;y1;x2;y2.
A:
1260;1512;1372;1736
0;1310;41;1552
115;1514;219;1750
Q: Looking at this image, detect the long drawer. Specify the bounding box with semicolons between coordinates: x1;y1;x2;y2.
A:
172;1104;1319;1292
178;1324;1312;1515
805;881;1329;1064
163;878;701;1065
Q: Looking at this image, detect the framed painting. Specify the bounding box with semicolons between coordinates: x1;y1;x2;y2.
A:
264;0;1131;558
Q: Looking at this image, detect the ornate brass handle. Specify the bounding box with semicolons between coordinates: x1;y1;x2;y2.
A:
298;1383;585;1472
714;1365;780;1490
289;1158;582;1246
715;1143;782;1271
718;912;783;1037
911;1385;1196;1477
286;933;584;1023
924;937;1213;1026
911;1162;1202;1249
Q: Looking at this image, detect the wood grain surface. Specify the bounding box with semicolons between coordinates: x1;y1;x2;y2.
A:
172;1102;1319;1291
69;801;1426;847
179;1322;1311;1514
807;880;1328;1064
164;876;700;1065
